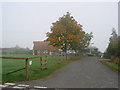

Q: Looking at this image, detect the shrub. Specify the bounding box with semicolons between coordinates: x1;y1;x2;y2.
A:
113;57;120;65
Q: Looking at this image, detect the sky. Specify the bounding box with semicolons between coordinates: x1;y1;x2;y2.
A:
1;2;118;52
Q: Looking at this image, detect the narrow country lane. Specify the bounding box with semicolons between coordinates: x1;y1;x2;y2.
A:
15;57;118;88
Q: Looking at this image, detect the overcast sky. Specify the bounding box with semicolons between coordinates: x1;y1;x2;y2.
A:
1;2;118;52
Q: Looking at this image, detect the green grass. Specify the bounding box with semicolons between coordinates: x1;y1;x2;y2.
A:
2;54;81;83
100;61;120;71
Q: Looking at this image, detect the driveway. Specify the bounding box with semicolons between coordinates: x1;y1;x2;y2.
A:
15;57;118;88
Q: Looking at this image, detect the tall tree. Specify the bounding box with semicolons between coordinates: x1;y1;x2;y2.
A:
70;32;93;54
118;36;120;57
104;28;118;58
109;28;118;42
46;12;85;59
79;32;93;52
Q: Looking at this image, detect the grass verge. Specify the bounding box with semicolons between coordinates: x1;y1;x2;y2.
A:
100;60;120;72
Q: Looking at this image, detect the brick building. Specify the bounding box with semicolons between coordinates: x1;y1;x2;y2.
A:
33;41;58;55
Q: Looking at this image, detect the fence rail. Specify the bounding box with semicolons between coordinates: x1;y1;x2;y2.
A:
6;67;26;75
0;56;41;60
0;57;26;59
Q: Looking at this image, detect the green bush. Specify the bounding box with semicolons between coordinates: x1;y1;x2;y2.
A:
113;57;120;65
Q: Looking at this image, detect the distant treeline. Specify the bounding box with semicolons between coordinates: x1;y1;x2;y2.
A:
2;45;33;54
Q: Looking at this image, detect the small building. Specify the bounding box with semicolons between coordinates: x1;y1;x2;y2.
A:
86;46;98;53
85;46;98;56
33;41;58;55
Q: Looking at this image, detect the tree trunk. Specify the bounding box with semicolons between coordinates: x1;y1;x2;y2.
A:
65;49;67;60
65;44;67;60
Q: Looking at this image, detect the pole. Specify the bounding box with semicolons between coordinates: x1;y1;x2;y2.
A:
52;55;54;65
40;57;42;70
26;58;28;79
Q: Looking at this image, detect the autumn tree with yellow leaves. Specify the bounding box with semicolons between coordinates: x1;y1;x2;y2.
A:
46;12;92;59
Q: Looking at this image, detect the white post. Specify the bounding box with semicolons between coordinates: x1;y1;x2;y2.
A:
33;50;35;55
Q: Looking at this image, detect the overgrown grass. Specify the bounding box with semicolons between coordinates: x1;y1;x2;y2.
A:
2;54;81;83
100;60;120;72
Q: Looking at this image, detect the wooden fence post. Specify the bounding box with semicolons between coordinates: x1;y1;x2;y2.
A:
64;55;66;63
61;55;62;63
40;57;42;70
45;55;47;69
25;58;28;79
52;55;54;65
57;55;59;64
40;56;47;70
59;55;61;64
61;55;63;63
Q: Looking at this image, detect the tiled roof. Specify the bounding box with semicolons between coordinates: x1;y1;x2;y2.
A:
33;41;58;51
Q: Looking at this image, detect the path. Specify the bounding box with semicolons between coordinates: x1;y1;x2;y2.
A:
15;57;118;88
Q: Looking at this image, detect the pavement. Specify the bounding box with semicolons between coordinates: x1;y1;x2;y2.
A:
2;57;119;89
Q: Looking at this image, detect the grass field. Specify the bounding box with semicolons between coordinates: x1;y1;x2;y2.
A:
2;54;81;83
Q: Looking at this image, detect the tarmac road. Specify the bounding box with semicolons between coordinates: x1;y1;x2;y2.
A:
16;57;118;88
